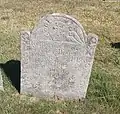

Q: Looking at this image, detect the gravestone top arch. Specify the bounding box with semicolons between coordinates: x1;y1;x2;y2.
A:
21;13;98;99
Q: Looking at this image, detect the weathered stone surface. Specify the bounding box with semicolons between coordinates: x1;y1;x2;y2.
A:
0;67;4;91
21;13;98;99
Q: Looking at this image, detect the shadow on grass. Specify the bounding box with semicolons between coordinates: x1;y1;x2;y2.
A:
0;60;20;93
110;42;120;49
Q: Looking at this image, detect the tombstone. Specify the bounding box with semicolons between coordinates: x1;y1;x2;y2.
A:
0;67;4;91
21;13;98;99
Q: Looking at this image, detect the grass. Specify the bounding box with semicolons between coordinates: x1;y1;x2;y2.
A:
0;0;120;113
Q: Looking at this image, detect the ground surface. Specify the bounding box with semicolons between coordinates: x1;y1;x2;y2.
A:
0;0;120;114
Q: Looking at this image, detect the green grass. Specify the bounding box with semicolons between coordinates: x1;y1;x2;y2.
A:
0;0;120;113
